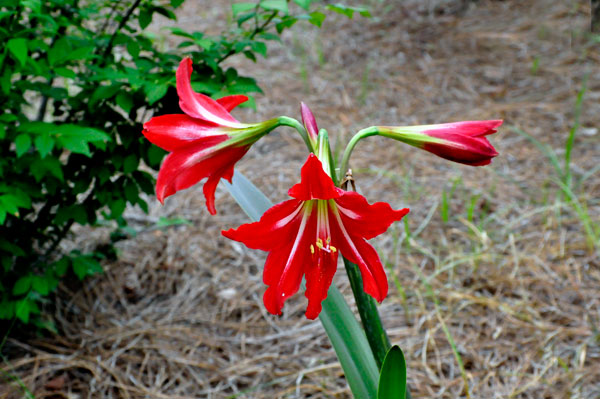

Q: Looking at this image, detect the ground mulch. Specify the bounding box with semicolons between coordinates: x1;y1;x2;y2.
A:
1;0;599;398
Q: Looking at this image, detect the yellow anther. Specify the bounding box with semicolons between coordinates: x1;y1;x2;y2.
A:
310;244;315;254
316;238;324;249
330;245;337;253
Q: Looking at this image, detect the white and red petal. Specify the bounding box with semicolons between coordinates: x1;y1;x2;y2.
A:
142;114;227;152
335;192;409;240
156;143;248;213
329;205;389;302
176;58;246;128
222;199;305;251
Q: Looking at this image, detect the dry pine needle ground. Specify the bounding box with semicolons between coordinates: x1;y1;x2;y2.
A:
1;0;599;398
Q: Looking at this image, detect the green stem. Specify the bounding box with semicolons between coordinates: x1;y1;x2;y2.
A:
278;116;314;153
343;256;390;368
339;126;378;185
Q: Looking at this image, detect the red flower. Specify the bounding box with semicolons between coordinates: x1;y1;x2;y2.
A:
223;154;409;319
142;58;278;214
378;120;502;166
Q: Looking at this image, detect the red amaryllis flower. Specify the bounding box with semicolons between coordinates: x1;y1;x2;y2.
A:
223;154;409;319
377;120;502;166
142;57;278;214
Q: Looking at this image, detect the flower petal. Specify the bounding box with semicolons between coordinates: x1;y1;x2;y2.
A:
301;102;319;141
288;154;343;200
176;58;245;128
335;192;409;240
142;114;226;151
329;204;389;302
263;205;315;315
217;95;248;111
304;246;338;319
222;199;304;250
424;120;503;138
156;142;248;213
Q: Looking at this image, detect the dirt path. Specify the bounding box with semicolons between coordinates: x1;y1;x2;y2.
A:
2;1;599;398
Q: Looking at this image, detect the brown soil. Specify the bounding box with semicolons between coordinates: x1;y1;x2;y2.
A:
2;0;599;398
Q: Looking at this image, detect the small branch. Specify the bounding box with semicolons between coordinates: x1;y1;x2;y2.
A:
101;0;144;61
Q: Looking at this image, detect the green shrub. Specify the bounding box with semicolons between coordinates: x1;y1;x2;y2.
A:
0;0;363;328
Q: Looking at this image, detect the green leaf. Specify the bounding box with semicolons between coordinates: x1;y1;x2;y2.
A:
32;276;50;295
109;198;126;218
156;216;192;228
71;255;102;280
127;41;140;58
145;84;168;105
12;275;31;295
308;11;326;27
64;46;94;62
139;9;153;29
275;16;298;32
122;154;139;174
232;2;256;16
54;67;76;78
116;92;134;114
53;257;70;277
171;0;185;7
34;134;54;158
7;38;27;66
15;134;31;157
326;4;371;19
378;346;407;399
44;156;64;181
250;41;267;57
260;0;288;13
90;85;120;107
294;0;311;10
55;125;111;156
0;239;25;256
15;299;30;323
48;37;70;66
123;180;139;203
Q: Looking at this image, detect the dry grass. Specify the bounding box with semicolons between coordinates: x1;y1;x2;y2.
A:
2;0;600;398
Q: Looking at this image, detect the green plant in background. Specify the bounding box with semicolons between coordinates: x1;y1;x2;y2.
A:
513;77;599;251
0;0;362;330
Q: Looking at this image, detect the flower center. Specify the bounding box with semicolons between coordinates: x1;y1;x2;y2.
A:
310;237;337;255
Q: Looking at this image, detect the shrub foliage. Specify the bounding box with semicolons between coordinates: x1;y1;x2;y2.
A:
0;0;364;327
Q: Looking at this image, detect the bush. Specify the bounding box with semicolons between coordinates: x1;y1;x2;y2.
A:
0;0;365;328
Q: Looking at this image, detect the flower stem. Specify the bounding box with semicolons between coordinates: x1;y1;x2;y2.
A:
343;256;391;368
339;126;378;185
278;116;314;153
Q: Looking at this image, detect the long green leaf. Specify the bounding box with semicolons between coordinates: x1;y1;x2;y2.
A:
224;171;379;399
378;346;407;399
320;285;379;398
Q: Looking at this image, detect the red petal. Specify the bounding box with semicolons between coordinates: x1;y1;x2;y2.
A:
424;120;503;137
329;204;389;302
156;143;248;213
142;114;225;151
422;137;498;166
217;95;248;111
222;199;305;250
223;200;316;316
288;154;343;200
304;246;338;319
176;58;244;128
335;192;409;240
